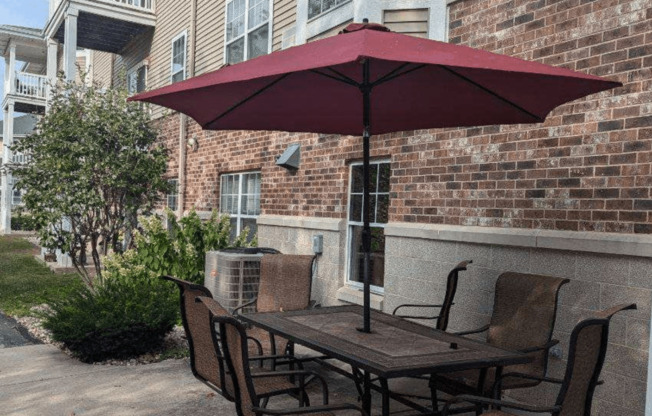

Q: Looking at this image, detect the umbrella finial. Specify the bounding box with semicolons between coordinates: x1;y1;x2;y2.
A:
363;18;369;24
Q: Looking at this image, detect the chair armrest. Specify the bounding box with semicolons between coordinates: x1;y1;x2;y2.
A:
247;336;263;357
493;372;564;397
518;339;559;354
252;403;366;416
451;324;490;336
249;354;296;362
499;372;564;385
392;304;445;320
442;395;561;416
252;370;329;405
233;297;258;316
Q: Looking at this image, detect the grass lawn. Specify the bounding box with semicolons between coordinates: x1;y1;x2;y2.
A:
0;236;83;317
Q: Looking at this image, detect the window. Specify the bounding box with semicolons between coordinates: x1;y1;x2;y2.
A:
347;161;390;292
308;0;351;19
171;32;187;83
11;178;23;206
225;0;271;64
128;65;148;95
220;172;261;241
167;179;178;211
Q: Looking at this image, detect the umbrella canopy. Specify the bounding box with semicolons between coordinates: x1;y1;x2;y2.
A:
130;22;620;333
132;23;619;135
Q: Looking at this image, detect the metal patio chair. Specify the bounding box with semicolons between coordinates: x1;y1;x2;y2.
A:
234;254;316;357
442;303;637;416
392;260;472;331
432;272;570;403
211;310;368;416
162;275;236;399
163;275;306;402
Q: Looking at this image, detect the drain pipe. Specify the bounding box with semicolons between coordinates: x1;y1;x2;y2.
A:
177;0;198;218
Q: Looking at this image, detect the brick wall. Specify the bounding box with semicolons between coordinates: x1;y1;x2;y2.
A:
156;0;651;236
444;0;651;233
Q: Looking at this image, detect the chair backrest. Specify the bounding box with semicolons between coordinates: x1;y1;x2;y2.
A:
556;304;636;416
256;254;315;313
487;272;569;377
437;260;472;331
162;276;233;400
211;312;260;416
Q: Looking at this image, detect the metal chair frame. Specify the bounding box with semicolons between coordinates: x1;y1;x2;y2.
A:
392;260;472;331
442;304;637;416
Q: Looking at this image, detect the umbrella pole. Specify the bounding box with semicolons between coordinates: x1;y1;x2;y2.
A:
361;58;372;334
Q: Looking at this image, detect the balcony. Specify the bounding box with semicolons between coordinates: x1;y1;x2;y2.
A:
3;71;47;114
46;0;156;54
15;72;48;100
104;0;154;11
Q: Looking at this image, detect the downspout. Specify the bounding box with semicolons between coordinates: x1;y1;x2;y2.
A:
178;0;198;218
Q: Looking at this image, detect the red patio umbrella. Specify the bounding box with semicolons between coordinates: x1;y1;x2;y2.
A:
130;21;620;334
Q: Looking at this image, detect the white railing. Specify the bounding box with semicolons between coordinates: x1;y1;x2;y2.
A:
103;0;154;11
14;72;48;100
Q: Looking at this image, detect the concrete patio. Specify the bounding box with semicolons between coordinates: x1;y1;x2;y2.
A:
0;343;432;416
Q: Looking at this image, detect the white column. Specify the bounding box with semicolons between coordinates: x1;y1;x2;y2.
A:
7;42;16;95
47;39;59;103
63;8;79;82
3;55;9;96
1;103;15;234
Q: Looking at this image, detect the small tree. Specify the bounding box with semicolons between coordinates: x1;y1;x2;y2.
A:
10;76;169;289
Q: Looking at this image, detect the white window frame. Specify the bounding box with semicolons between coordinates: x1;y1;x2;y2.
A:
11;177;24;206
223;0;273;65
295;0;447;45
166;178;178;212
308;0;352;20
219;171;261;237
127;60;149;95
345;160;390;294
170;31;187;84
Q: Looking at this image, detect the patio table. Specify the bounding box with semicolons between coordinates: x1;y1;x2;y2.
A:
239;305;531;416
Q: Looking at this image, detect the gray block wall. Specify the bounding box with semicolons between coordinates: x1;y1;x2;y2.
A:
259;216;651;415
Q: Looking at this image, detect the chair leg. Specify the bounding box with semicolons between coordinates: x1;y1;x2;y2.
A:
428;375;439;412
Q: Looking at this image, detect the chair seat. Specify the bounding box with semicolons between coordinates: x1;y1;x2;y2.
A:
252;371;299;397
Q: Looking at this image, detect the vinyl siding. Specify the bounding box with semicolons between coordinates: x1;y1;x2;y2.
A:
308;19;351;42
147;0;192;118
75;55;86;84
195;0;226;75
383;9;429;38
91;51;114;89
272;0;296;51
148;0;192;90
113;29;153;88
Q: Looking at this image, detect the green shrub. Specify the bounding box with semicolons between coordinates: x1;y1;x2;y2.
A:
11;209;38;231
40;260;177;363
132;209;254;284
40;210;254;362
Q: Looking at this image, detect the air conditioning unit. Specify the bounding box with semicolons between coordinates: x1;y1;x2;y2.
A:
204;248;279;313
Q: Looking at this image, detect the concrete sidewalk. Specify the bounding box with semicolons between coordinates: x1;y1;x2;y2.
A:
0;344;236;415
0;344;377;416
0;343;481;416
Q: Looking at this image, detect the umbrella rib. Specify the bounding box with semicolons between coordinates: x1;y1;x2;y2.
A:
204;73;291;128
310;69;360;87
371;63;423;87
440;66;544;122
